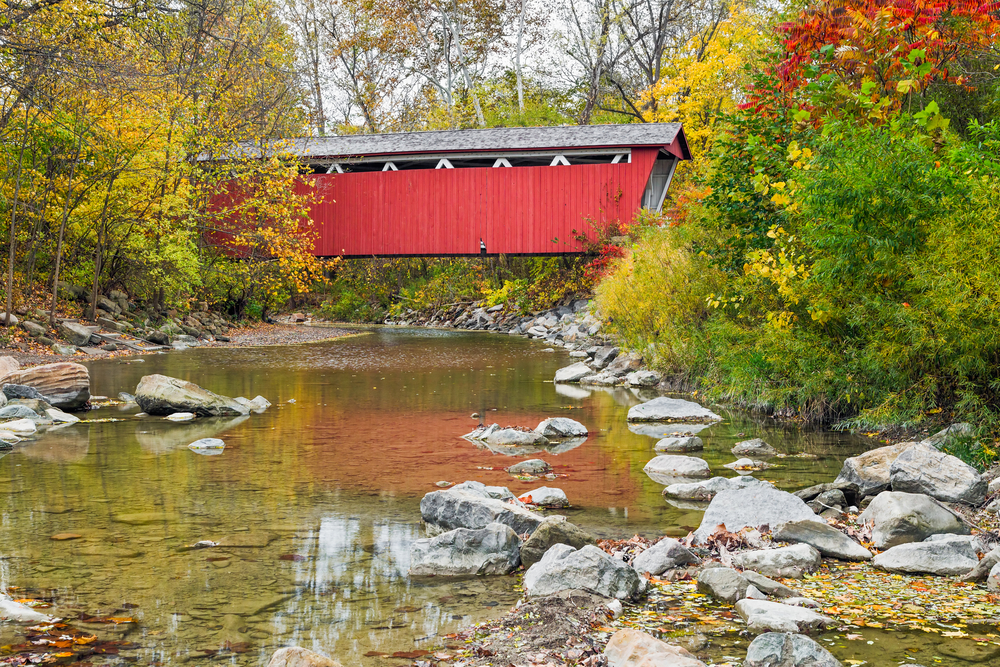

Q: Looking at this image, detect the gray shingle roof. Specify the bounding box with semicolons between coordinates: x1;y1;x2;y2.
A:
250;123;687;160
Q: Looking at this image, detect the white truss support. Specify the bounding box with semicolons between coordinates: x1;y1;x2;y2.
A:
436;158;454;169
382;162;398;171
492;158;512;168
550;155;570;166
326;163;344;174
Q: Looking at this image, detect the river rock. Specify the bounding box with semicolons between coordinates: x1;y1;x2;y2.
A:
631;538;699;576
834;441;916;496
962;546;1000;582
889;442;986;505
625;370;661;387
793;481;861;507
921;423;974;448
628;397;722;423
409;522;521;576
603;628;706;667
520;517;597;568
524;543;642;600
2;362;90;410
0;418;36;434
591;346;620;369
696;567;749;603
266;647;341;667
872;538;979;575
989;561;1000;592
58;321;92;346
234;395;271;414
508;459;550;475
135;374;249;417
421;481;544;536
535;417;588;438
654;436;703;453
0;594;52;623
45;408;80;424
736;599;837;634
733;544;822;579
486;428;548;447
743;571;797;598
643;455;711;483
858;491;968;549
554;362;593;383
693;487;820;544
663;476;771;502
519;486;569;507
188;438;226;454
2;384;46;401
732;438;777;458
773;520;872;561
744;633;842;667
0;404;46;421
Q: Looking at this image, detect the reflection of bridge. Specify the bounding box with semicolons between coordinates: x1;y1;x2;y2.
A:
272;124;690;257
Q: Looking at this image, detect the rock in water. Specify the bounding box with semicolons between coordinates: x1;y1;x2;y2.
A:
524;544;642;600
266;647;341;667
889;442;986;505
518;486;569;507
735;599;838;634
693;487;820;544
0;594;52;623
135;374;249;417
696;567;749;603
872;538;979;576
858;491;968;549
773;520;872;561
643;455;711;484
420;481;544;536
989;562;1000;592
743;571;797;599
188;438;226;455
2;384;47;401
535;417;588;438
733;544;822;579
485;428;548;447
507;459;551;475
631;538;699;576
409;523;521;576
520;517;597;569
554;362;593;383
732;438;777;458
625;370;661;387
744;633;843;667
654;436;703;453
603;628;707;667
663;476;771;502
834;441;916;496
1;419;36;434
1;362;90;410
234;395;271;414
627;397;722;423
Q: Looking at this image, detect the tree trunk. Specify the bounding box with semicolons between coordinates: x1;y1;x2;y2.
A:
5;119;30;326
50;139;82;328
516;0;525;113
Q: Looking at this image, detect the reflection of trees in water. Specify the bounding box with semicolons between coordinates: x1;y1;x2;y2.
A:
18;425;89;463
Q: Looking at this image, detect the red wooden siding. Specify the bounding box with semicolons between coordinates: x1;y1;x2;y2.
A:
300;146;660;257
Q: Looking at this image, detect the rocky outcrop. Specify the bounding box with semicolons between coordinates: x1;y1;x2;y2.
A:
643;455;711;484
733;544;822;579
735;599;837;634
631;538;700;576
627;397;722;423
888;443;986;505
744;633;842;667
2;362;90;410
693;487;820;544
135;374;249;417
408;523;521;576
519;517;597;569
524;544;643;600
858;491;968;549
266;647;341;667
663;476;771;502
773;520;872;561
834;441;916;496
603;629;707;667
872;537;979;576
732;439;777;458
421;481;545;536
535;418;588;438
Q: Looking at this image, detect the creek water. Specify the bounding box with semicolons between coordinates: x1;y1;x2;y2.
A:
1;328;988;666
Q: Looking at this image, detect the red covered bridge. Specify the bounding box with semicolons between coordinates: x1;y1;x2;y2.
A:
246;123;689;257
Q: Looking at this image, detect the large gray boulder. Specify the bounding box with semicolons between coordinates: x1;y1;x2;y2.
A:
135;374;249;417
734;544;822;579
733;439;777;458
519;517;597;569
408;523;521;576
693;487;820;544
663;476;771;502
696;567;749;603
744;633;842;667
889;443;986;505
773;520;872;561
858;491;968;549
554;362;593;383
643;455;711;484
535;417;588;438
591;346;620;369
420;481;545;536
631;537;700;576
628;397;722;423
735;599;837;634
486;428;548;447
524;544;642;600
834;441;915;496
58;321;92;346
1;362;90;410
872;537;979;576
603;628;706;667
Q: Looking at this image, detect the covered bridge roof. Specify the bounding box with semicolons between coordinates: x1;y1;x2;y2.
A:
229;123;690;161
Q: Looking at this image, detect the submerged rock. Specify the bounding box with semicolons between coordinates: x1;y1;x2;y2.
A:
627;397;722;423
188;438;226;455
409;523;521;576
858;491;967;549
266;647;341;667
524;544;642;600
136;374;249;417
744;633;842;667
736;599;837;634
421;481;544;536
603;628;706;667
889;442;986;505
520;517;597;569
693;487;820;544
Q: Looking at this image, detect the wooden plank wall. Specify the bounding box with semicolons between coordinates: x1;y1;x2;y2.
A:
300;146;659;256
